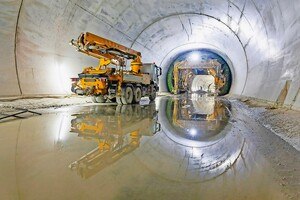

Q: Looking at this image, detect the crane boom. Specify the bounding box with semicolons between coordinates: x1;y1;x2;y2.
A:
70;32;142;67
69;32;161;104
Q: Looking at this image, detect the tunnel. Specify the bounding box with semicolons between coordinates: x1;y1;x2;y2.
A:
0;0;299;108
166;49;232;95
0;1;300;199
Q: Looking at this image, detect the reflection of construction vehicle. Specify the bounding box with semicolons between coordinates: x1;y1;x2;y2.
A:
172;60;226;95
70;32;162;104
167;95;230;141
69;104;160;179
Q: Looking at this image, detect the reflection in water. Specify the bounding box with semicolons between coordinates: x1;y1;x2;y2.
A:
0;95;288;199
69;104;160;179
134;94;245;182
167;94;231;141
69;94;244;183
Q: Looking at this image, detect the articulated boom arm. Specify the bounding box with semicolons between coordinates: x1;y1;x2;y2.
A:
70;32;142;69
70;32;159;104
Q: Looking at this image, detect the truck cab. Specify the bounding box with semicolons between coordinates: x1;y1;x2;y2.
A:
141;63;162;90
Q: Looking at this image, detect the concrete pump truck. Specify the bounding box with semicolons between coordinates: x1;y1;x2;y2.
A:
70;32;162;104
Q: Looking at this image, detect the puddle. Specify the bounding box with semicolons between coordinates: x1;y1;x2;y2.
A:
69;103;159;179
0;95;288;199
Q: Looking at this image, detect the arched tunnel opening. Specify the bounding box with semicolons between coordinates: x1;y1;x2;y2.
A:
0;1;300;199
2;0;299;105
166;49;232;96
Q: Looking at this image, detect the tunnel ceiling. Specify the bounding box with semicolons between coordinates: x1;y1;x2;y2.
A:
0;0;300;108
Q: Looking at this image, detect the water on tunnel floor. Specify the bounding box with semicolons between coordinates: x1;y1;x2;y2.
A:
0;95;289;200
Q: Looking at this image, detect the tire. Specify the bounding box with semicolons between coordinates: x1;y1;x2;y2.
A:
149;85;156;101
91;95;106;103
116;96;122;104
71;84;76;93
149;93;156;101
121;86;133;104
133;87;142;104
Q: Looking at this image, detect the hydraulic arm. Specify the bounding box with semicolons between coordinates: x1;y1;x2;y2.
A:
70;32;143;73
70;32;161;104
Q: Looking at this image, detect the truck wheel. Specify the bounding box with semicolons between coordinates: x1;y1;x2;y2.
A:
133;87;142;104
121;86;133;104
116;96;122;104
149;86;156;101
91;95;106;103
71;84;76;93
149;92;156;101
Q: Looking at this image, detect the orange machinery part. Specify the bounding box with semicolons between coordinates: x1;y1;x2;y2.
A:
79;32;141;62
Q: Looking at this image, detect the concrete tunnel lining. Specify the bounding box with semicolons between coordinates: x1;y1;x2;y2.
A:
162;47;234;95
0;2;300;198
0;0;300;109
159;44;236;93
129;13;247;94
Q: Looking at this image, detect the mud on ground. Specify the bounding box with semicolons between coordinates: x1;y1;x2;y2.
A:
235;97;300;151
0;95;93;114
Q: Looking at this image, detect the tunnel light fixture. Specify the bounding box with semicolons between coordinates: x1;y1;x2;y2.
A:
188;51;201;62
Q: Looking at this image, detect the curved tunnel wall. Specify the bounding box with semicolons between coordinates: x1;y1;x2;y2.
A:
0;0;299;109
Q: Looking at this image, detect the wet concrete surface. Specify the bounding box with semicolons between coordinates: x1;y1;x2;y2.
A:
0;95;299;200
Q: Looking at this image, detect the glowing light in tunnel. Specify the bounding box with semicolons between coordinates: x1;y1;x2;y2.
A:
57;61;73;94
188;51;201;62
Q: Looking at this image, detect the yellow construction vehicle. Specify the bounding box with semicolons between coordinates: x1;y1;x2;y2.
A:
172;59;226;95
70;32;162;104
69;104;160;179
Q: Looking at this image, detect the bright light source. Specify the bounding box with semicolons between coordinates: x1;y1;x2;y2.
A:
189;128;197;136
188;51;201;62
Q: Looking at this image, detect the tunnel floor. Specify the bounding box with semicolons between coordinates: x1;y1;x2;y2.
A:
0;95;299;200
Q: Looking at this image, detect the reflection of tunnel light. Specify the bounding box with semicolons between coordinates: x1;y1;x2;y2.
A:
133;97;245;183
189;128;197;136
188;51;201;62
